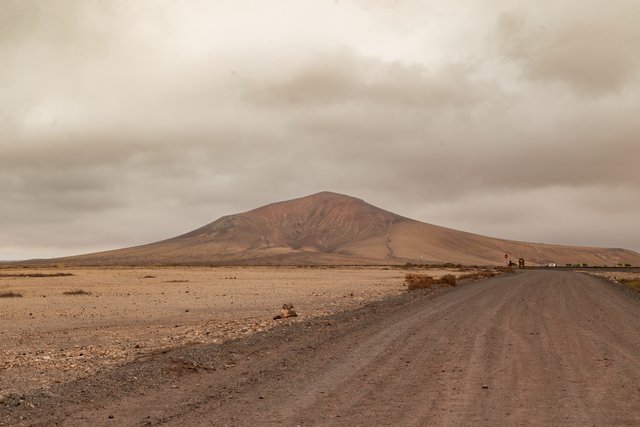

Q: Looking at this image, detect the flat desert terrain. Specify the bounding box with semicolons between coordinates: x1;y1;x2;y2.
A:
3;267;640;426
0;265;476;396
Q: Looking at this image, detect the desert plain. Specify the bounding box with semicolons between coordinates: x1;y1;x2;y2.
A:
1;266;640;426
0;265;480;396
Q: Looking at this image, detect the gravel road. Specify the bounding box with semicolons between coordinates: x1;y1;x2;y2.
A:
3;270;640;426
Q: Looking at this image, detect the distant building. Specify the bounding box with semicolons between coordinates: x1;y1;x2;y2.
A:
547;263;557;268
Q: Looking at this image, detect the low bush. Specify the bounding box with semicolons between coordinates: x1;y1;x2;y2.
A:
619;278;640;291
0;273;73;278
63;289;92;296
405;273;434;290
0;291;23;298
458;270;497;281
405;273;457;290
402;263;430;269
439;274;457;287
431;263;463;269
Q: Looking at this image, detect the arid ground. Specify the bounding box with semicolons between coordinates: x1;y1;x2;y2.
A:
2;268;639;426
0;265;479;396
0;266;386;393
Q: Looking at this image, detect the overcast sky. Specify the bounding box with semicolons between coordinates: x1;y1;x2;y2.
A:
2;0;639;260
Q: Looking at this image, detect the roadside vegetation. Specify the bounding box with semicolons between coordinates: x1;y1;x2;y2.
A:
63;289;92;296
405;267;513;291
619;278;640;291
458;269;502;280
403;263;466;269
0;291;23;298
405;273;457;290
0;273;74;278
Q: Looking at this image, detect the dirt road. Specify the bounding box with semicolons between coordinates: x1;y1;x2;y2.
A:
3;271;640;426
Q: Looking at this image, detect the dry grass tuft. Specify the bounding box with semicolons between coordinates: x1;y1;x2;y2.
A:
63;289;92;296
0;291;23;298
0;273;74;278
405;273;457;290
405;273;435;290
439;274;457;287
459;269;497;281
619;278;640;291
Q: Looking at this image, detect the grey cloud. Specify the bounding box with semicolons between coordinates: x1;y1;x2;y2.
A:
496;6;640;95
236;48;639;198
417;184;640;250
2;1;640;259
248;49;491;109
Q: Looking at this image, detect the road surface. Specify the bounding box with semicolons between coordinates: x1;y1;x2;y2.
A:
3;270;640;426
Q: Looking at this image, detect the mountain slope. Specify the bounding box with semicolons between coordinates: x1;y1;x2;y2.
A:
51;192;640;266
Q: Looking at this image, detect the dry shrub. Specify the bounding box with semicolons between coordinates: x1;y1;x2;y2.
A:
63;289;92;296
619;278;640;290
0;291;23;298
0;273;73;278
479;269;496;278
405;273;457;290
405;273;434;290
439;274;457;287
459;269;496;281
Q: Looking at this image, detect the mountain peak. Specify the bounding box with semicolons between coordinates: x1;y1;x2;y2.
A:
267;191;366;206
192;191;403;252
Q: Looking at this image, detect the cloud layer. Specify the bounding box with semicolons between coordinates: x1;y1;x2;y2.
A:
2;0;639;259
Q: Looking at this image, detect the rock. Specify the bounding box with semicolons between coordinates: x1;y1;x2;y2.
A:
274;304;297;320
482;384;489;389
276;304;298;320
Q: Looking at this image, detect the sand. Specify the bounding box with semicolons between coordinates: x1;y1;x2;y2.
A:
0;265;478;395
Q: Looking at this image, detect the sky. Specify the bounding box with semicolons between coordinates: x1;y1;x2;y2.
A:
1;0;639;260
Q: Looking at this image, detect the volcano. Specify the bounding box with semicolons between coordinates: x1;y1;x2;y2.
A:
51;192;640;266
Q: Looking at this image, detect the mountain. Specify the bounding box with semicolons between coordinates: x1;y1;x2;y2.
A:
50;192;640;266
